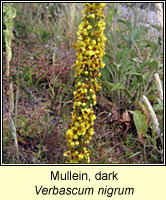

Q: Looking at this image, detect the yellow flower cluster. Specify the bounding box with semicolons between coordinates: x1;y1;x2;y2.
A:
64;3;107;163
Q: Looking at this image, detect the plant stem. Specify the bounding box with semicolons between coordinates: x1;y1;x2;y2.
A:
113;3;117;64
8;113;20;163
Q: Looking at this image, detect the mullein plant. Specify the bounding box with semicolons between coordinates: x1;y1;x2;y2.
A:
64;3;107;163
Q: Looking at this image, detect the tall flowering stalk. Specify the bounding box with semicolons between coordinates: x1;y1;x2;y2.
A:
64;3;107;163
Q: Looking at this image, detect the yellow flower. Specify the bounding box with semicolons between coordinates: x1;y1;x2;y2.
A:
77;116;82;121
81;108;91;116
91;40;96;45
89;14;95;18
99;3;106;8
82;102;86;107
90;89;94;94
89;128;94;135
85;140;89;145
98;72;102;77
87;96;90;100
75;141;79;146
63;151;71;157
79;21;92;30
91;114;96;121
78;154;84;161
77;101;82;106
70;141;75;148
70;159;78;163
92;94;96;100
93;99;96;105
73;134;78;139
84;88;88;94
84;71;89;76
101;62;105;68
77;82;82;87
88;136;92;140
82;29;88;36
66;129;73;140
87;157;90;163
78;36;83;40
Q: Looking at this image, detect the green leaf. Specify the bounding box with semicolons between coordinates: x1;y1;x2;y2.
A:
126;70;144;86
144;40;157;52
102;56;113;81
131;28;138;40
104;53;113;60
102;81;132;98
128;151;141;159
147;95;159;103
111;83;132;98
158;36;162;46
123;35;132;47
151;24;161;32
100;67;111;82
118;19;131;28
129;110;148;138
149;61;158;72
102;54;117;81
126;71;143;76
111;82;125;91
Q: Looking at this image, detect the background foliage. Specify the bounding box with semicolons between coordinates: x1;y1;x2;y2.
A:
2;3;163;164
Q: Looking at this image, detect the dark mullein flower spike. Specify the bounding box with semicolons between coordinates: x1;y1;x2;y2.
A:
64;3;107;163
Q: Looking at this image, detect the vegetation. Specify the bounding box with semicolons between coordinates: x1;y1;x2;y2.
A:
2;3;163;164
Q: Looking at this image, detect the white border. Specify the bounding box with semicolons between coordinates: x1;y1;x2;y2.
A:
1;1;165;166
